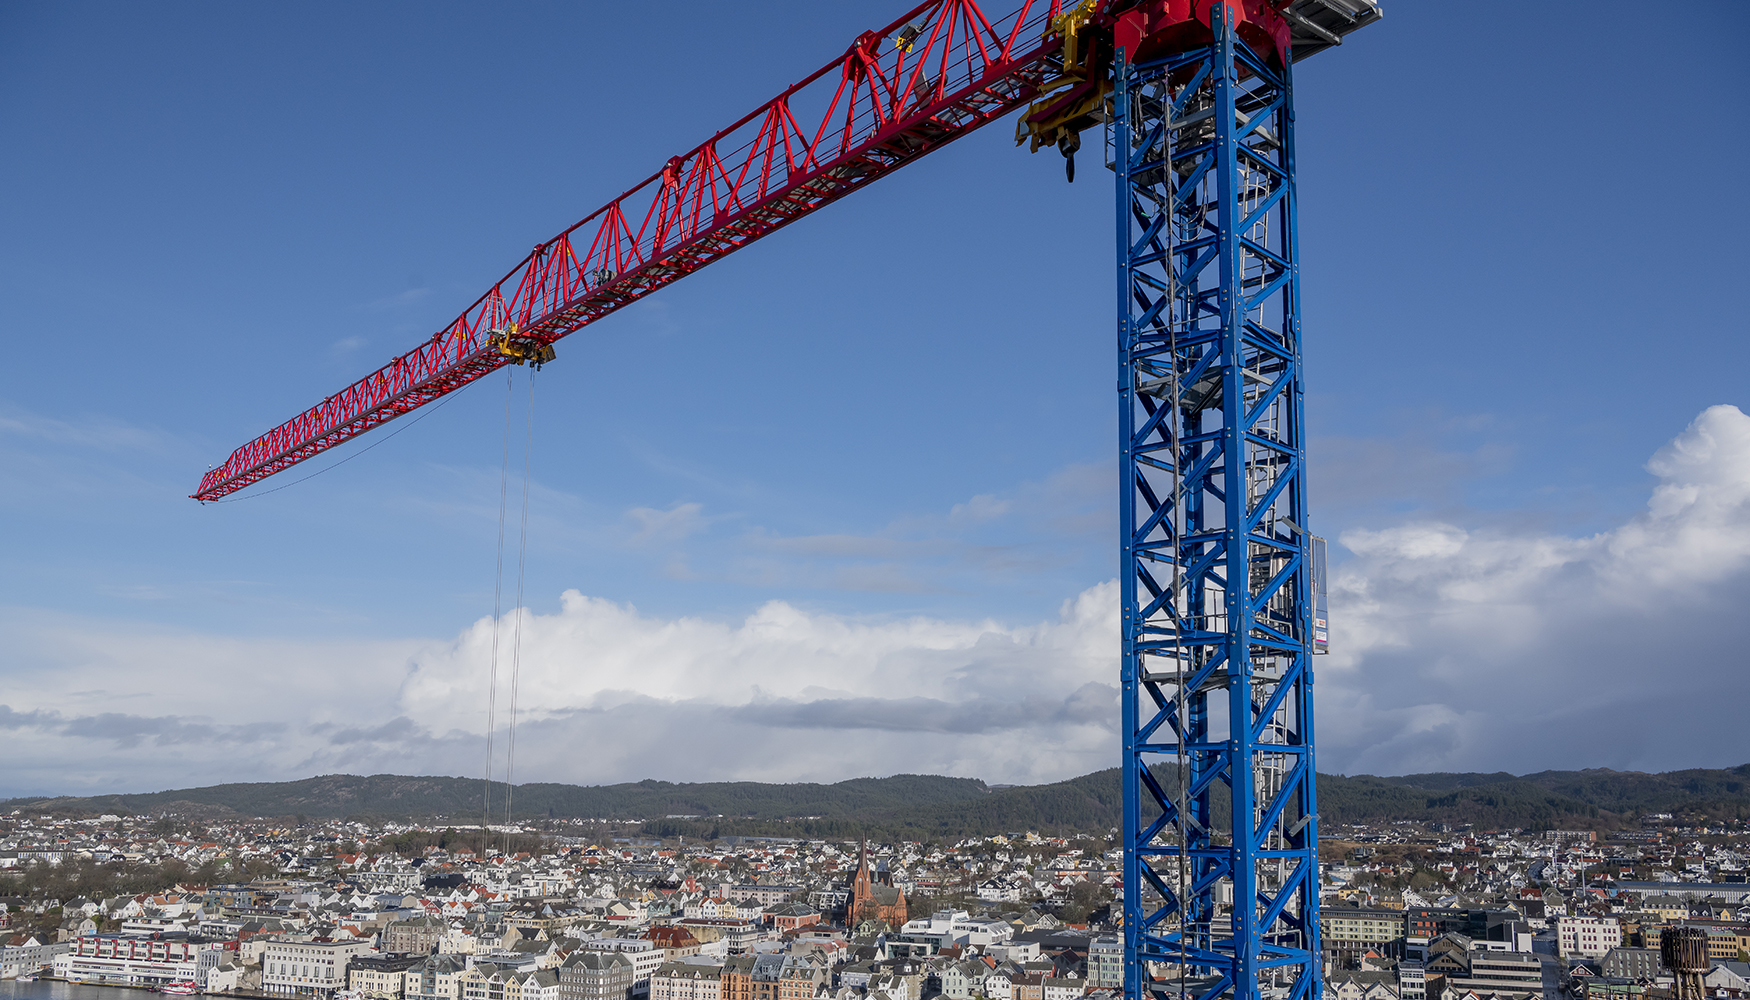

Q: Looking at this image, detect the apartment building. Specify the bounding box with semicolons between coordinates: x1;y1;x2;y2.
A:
1398;961;1426;1000
384;916;449;956
1088;937;1123;990
1324;908;1406;965
1558;917;1623;959
559;949;637;1000
56;934;236;987
351;954;425;999
717;885;802;908
263;939;377;996
651;962;722;1000
405;954;471;1000
1454;950;1543;995
581;938;662;997
1;936;69;979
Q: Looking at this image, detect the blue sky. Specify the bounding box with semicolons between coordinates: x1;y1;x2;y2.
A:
1;1;1746;798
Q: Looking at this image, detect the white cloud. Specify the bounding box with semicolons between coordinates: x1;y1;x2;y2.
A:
712;470;1107;593
0;408;164;452
625;501;707;545
950;493;1011;523
4;407;1745;798
0;582;1120;797
0;609;424;796
362;288;430;311
1320;404;1750;776
393;581;1120;784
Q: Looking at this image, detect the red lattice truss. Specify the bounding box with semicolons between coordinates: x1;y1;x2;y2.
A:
195;0;1068;500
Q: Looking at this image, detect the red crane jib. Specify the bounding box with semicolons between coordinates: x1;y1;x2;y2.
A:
192;0;1290;502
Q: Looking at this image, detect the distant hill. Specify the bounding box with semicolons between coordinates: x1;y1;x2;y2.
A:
8;764;1748;838
1320;765;1750;831
0;772;994;826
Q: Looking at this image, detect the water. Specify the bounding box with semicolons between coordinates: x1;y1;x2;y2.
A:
0;984;189;1000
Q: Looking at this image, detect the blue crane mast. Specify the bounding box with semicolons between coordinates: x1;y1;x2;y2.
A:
1110;6;1360;1000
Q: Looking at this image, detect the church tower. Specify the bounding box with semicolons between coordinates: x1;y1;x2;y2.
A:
847;836;907;931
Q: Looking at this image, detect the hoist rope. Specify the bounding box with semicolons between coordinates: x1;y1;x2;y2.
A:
1158;70;1190;1000
481;368;515;856
502;369;536;854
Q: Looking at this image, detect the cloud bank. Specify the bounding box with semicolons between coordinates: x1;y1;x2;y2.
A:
2;406;1746;798
0;584;1121;797
1321;404;1750;775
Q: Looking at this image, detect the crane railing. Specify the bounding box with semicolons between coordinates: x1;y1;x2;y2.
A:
193;0;1067;500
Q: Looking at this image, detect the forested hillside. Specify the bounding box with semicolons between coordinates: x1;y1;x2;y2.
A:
9;763;1749;837
0;772;992;825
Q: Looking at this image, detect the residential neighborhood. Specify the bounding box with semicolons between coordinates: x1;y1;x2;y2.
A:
5;808;1750;1000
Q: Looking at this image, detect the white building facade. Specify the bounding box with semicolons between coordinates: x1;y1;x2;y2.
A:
581;938;662;997
651;963;723;1000
0;937;69;979
53;935;234;986
263;939;378;996
1557;917;1623;959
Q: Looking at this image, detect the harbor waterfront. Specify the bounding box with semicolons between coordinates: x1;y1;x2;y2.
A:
0;984;255;1000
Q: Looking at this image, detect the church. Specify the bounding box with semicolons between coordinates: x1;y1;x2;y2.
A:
846;839;908;930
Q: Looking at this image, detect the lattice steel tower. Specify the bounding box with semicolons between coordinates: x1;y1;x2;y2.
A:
1112;5;1348;1000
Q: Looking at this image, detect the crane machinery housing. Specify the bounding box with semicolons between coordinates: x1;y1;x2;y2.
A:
192;4;1383;1000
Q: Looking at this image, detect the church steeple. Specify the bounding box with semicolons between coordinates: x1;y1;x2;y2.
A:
847;833;905;931
852;835;873;893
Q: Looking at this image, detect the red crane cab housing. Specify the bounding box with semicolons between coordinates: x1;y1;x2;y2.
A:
1112;0;1290;67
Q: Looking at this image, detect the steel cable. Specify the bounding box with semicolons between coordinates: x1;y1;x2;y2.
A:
481;368;514;857
502;369;535;854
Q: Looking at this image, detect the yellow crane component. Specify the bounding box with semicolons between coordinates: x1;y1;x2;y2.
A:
490;326;558;369
1015;1;1113;181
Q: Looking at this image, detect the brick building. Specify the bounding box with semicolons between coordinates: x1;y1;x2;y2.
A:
847;840;907;931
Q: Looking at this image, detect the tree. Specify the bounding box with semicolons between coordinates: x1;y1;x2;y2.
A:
1057;881;1111;925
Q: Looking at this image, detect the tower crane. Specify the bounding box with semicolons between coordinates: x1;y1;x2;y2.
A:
191;4;1383;1000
